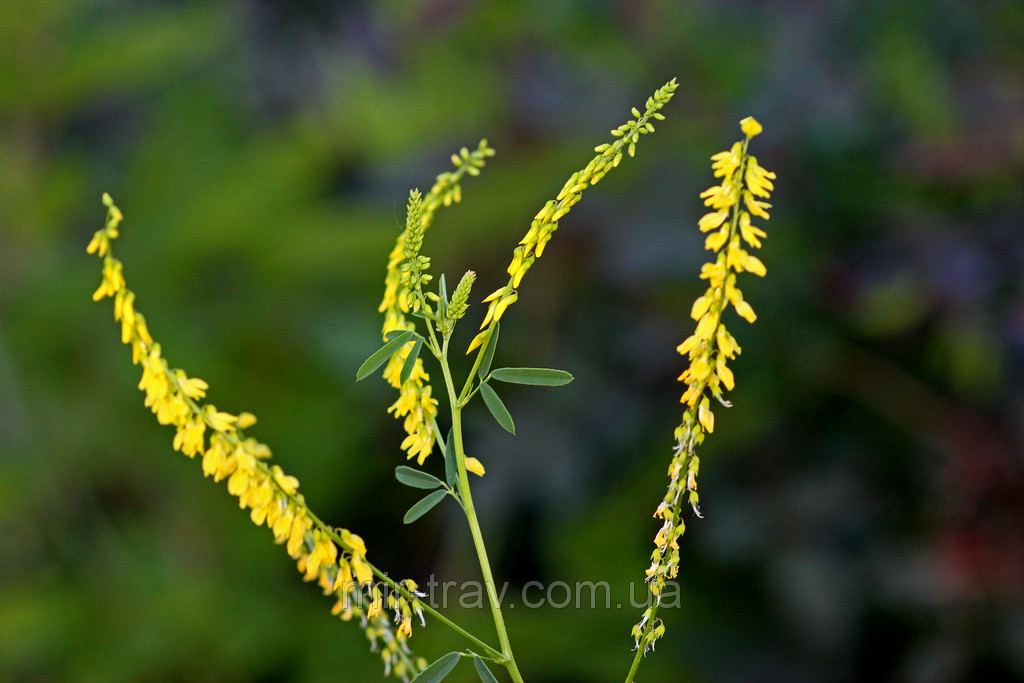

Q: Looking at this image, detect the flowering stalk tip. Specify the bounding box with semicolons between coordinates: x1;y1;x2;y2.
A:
471;79;678;352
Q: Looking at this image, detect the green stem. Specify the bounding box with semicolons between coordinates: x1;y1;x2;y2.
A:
624;604;659;683
439;335;524;683
368;565;505;663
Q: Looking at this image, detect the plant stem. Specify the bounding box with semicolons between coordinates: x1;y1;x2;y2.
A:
368;565;505;662
440;336;524;683
624;603;659;683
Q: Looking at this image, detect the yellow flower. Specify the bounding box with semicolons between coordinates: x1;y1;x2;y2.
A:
173;416;206;457
465;456;486;476
176;373;209;400
92;257;125;300
203;405;237;432
740;116;763;138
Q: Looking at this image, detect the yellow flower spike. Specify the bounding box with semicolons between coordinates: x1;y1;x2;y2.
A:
470;80;678;354
635;119;773;657
90;196;424;675
376;143;495;465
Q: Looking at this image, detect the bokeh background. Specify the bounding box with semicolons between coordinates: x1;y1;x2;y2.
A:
3;1;1024;681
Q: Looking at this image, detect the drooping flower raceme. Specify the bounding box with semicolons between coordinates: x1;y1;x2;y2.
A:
89;195;428;680
632;117;775;658
465;79;679;355
378;141;496;464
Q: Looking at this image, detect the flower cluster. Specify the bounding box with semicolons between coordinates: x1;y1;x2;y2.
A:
633;118;775;656
90;194;427;680
466;79;678;354
378;141;495;463
443;269;476;332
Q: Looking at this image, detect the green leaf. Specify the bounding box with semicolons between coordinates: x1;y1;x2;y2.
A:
395;466;443;490
477;321;499;380
399;337;424;385
479;382;515;434
442;427;457;488
438;274;448;320
411;652;462;683
473;658;500;683
403;489;448;524
489;367;573;386
356;330;416;380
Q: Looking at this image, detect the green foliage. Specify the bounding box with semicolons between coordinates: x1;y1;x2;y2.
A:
487;367;574;386
411;652;462;683
356;330;418;380
404;490;449;524
479;383;515;435
395;466;444;490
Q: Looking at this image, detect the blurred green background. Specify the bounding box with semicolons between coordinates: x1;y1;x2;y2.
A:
3;1;1024;681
